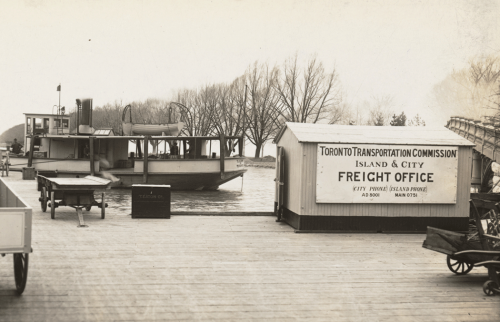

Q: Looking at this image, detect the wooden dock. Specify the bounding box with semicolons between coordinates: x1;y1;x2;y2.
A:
1;173;499;321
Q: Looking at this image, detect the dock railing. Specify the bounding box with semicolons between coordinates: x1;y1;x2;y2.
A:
447;116;500;161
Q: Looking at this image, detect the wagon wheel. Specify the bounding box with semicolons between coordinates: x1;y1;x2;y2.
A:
483;280;498;296
446;255;474;275
50;191;55;219
13;253;29;295
101;192;105;219
40;187;47;212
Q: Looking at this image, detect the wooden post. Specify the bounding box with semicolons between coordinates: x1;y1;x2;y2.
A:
482;126;486;156
494;129;498;161
465;120;471;140
143;136;149;183
238;137;243;157
89;137;95;176
220;133;225;179
137;139;142;158
27;136;36;167
473;122;478;145
76;102;80;135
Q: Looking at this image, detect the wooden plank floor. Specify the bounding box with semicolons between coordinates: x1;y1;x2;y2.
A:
1;172;499;321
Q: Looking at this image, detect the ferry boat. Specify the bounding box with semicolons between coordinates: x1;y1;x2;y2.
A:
8;98;246;190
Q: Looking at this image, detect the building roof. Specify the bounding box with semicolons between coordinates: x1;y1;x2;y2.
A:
274;122;475;146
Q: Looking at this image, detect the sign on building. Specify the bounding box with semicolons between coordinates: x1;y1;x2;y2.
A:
316;144;458;204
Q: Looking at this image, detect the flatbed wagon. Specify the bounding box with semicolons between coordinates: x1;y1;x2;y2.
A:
37;175;111;224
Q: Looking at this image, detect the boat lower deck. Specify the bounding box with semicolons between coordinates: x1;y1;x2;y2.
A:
0;172;499;321
6;156;247;190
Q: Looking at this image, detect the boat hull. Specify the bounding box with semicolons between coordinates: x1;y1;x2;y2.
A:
108;169;247;190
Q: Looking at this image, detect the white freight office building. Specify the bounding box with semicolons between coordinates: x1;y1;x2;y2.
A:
273;123;474;232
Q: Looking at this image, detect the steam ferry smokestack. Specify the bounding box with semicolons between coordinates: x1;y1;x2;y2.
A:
76;98;93;134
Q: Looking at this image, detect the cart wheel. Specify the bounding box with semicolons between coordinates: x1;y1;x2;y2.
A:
101;193;105;219
483;280;498;296
446;255;473;275
85;205;92;211
40;187;47;212
13;253;29;295
50;191;55;219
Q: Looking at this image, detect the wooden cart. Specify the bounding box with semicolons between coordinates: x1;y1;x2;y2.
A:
37;175;111;225
423;198;500;296
0;177;32;295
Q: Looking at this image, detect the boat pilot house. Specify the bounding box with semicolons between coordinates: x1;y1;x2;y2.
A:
273;123;475;233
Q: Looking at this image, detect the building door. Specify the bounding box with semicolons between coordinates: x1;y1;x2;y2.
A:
275;146;285;221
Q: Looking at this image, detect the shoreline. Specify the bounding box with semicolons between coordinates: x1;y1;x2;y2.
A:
242;157;276;169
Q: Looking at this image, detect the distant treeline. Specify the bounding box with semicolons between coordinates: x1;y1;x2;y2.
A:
0;124;24;145
65;54;345;157
65;54;430;157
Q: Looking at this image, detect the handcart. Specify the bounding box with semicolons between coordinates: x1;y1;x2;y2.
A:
0;177;32;295
422;197;500;296
37;175;111;226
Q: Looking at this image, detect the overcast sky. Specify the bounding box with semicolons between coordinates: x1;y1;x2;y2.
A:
1;0;499;137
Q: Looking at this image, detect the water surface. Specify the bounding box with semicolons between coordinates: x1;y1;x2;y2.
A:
100;166;275;214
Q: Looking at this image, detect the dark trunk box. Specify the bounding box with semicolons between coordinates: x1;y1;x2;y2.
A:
132;184;171;219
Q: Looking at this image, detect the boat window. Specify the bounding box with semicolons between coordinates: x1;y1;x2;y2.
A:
34;118;42;129
26;118;31;134
62;119;69;128
94;129;111;136
43;118;49;129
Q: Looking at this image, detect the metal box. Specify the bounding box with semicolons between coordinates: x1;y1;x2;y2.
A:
132;184;170;219
22;167;35;180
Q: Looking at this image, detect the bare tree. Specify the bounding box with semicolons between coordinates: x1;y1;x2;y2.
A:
407;114;426;126
172;87;217;136
245;62;282;158
367;95;395;126
328;94;350;124
210;78;246;156
92;100;124;134
345;101;369;126
433;55;500;121
273;54;342;124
